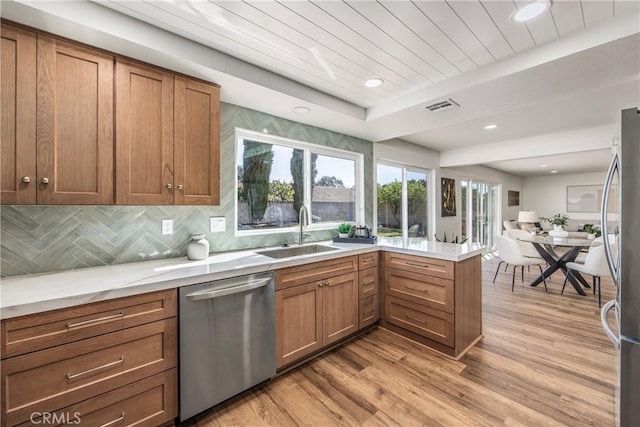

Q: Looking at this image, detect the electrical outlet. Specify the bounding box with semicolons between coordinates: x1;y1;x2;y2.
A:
209;216;226;232
161;219;173;235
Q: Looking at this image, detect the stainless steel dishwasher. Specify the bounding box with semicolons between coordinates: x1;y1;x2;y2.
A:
178;271;275;422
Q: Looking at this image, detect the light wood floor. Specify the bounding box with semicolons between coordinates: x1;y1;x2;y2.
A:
186;254;618;426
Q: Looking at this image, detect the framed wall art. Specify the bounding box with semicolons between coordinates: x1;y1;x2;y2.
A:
507;190;520;206
567;185;617;213
441;177;456;217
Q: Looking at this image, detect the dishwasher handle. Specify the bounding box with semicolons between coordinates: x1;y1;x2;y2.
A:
185;278;271;301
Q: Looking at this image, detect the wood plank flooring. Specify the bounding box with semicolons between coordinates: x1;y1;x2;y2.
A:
185;253;617;426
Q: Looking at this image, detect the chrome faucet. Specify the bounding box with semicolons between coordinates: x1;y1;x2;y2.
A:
299;205;310;245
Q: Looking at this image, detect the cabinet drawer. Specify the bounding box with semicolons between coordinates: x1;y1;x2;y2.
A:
1;289;177;358
385;296;454;347
275;256;357;291
384;268;453;313
19;369;177;427
359;267;379;299
2;318;177;426
359;294;379;329
384;252;454;280
358;252;379;270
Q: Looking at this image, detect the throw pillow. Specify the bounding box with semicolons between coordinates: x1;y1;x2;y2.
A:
519;223;534;231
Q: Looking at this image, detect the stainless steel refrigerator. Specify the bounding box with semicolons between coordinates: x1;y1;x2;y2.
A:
601;107;640;427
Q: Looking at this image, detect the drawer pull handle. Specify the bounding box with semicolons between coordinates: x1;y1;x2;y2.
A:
405;261;430;268
66;312;124;328
66;356;124;380
405;314;427;325
100;413;125;427
406;285;429;293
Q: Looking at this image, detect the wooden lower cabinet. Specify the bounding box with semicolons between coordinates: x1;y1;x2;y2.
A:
19;369;177;427
1;290;178;427
322;272;358;346
358;256;380;329
275;258;359;369
359;294;379;329
381;253;482;358
275;281;323;368
385;296;454;346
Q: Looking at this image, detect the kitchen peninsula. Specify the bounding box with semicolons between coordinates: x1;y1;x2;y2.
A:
0;239;483;426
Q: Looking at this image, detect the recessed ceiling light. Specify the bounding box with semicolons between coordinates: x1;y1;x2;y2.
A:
484;124;499;130
550;170;558;174
293;106;310;114
364;78;383;88
513;0;551;23
540;164;547;168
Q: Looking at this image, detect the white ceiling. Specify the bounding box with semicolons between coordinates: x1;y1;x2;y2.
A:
3;0;639;177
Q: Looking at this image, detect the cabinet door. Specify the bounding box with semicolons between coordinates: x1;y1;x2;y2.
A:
322;272;358;346
37;36;114;204
116;59;173;205
1;25;36;204
174;76;220;205
275;282;322;369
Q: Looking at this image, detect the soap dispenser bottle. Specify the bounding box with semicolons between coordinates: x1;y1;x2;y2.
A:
187;234;210;260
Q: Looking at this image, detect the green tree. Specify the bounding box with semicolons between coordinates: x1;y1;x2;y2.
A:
243;140;273;222
407;180;427;215
269;180;294;202
377;180;427;223
316;176;345;188
290;150;317;214
377;181;402;221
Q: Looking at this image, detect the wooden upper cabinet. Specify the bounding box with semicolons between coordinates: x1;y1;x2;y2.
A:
1;25;36;204
2;23;221;206
174;76;220;205
37;36;114;204
116;59;174;205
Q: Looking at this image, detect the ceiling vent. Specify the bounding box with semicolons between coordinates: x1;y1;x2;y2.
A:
425;98;460;112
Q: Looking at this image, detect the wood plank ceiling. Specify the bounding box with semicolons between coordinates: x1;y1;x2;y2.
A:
99;0;634;108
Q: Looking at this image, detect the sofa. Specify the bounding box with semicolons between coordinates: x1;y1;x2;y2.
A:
503;219;599;239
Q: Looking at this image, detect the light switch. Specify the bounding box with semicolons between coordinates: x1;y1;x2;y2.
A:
209;217;226;232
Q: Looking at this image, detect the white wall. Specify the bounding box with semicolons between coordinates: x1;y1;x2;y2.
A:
374;139;523;241
522;172;607;222
375;138;440;169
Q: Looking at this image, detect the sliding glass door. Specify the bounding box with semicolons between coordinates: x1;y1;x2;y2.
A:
462;180;497;247
377;163;429;239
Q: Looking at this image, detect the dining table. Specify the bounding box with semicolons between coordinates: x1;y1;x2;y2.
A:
516;235;597;296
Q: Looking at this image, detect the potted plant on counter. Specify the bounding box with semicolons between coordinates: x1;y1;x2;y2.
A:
337;223;352;238
584;224;597;240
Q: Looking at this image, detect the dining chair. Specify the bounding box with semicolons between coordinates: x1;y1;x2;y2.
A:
563;244;612;307
503;229;544;260
493;235;547;292
574;234;616;264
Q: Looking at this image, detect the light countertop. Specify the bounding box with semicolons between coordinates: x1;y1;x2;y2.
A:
0;238;484;319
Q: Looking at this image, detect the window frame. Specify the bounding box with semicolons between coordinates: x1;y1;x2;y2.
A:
375;160;432;241
234;128;365;236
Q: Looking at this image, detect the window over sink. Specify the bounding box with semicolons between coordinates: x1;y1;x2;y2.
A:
235;129;364;235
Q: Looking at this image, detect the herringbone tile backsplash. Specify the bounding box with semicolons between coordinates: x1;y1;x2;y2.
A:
1;103;373;277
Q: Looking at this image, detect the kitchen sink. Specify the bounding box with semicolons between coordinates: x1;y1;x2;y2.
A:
257;244;340;259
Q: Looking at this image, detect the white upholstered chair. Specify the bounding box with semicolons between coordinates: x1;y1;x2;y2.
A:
503;229;544;260
493;235;547;292
563;243;614;307
573;234;616;264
